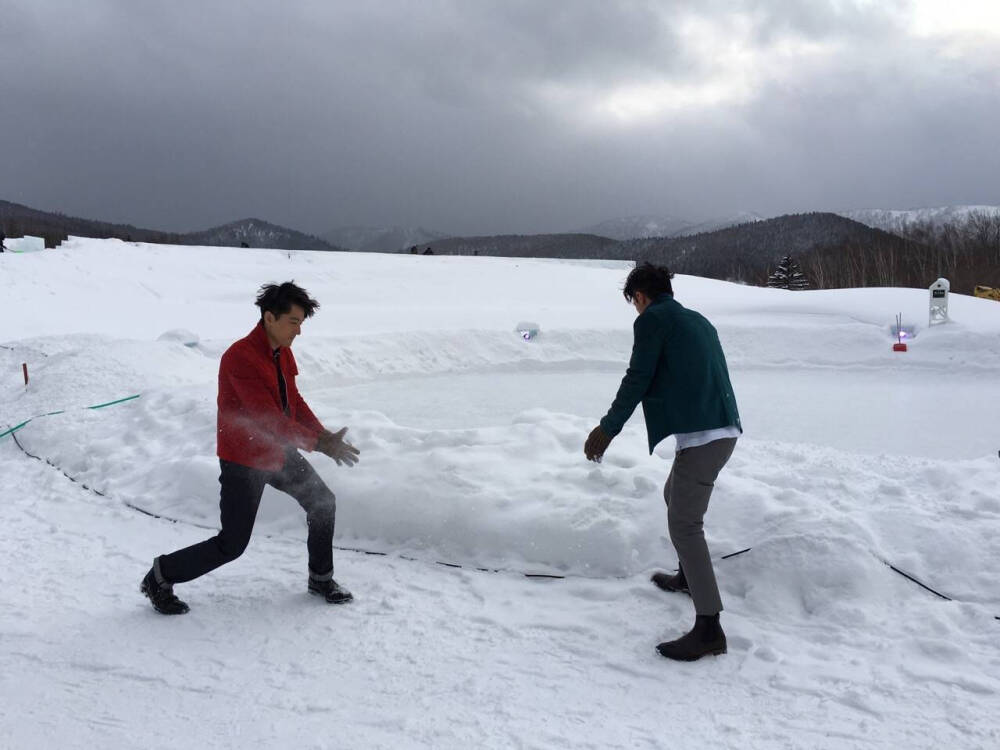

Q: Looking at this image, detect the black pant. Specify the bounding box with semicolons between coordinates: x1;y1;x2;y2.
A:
158;451;337;584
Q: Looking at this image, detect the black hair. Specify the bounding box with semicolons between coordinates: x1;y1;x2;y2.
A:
622;262;674;303
255;281;320;320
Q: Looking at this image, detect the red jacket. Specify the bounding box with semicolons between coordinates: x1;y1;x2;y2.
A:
217;322;325;470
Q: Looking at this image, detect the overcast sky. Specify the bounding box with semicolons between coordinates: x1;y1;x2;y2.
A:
2;0;998;236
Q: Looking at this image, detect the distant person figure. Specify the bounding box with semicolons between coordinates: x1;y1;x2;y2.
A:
422;247;434;255
409;245;418;254
0;229;5;252
140;282;361;615
584;263;741;661
241;241;250;248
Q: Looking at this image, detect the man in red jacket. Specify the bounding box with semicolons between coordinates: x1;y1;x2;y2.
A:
141;282;360;615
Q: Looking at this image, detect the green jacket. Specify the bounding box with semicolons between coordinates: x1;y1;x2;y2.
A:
600;293;741;453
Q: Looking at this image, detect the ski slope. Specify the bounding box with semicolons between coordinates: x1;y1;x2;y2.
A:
2;239;999;749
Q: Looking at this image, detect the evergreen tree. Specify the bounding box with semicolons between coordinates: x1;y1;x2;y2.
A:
767;255;810;289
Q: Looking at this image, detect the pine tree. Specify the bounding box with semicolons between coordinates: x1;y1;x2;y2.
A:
767;255;810;289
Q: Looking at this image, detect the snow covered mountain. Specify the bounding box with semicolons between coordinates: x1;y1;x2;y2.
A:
839;205;1000;234
581;212;764;240
676;211;766;237
0;200;348;252
579;214;696;240
322;225;452;253
185;218;341;251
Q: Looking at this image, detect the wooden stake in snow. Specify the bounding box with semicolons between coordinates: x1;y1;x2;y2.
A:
22;362;29;386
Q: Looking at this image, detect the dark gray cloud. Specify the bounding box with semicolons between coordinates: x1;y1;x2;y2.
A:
1;0;997;236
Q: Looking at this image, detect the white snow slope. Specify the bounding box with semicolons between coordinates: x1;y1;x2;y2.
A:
2;239;999;749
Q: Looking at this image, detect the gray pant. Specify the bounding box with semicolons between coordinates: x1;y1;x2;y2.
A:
664;437;737;615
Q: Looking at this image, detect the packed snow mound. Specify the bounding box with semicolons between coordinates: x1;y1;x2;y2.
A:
156;328;200;347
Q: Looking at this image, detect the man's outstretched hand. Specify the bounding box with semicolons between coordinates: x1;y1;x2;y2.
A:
584;425;612;462
316;427;361;467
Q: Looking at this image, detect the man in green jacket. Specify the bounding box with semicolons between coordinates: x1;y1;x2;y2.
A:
585;263;741;661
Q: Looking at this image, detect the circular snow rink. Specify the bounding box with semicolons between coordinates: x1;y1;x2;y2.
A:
3;243;1000;748
3;242;998;583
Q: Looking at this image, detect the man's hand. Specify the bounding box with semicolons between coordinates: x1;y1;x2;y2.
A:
316;427;361;467
584;425;612;462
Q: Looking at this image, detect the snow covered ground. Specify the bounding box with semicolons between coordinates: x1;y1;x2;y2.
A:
2;239;999;749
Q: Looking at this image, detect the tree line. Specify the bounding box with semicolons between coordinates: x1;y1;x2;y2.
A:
794;212;1000;293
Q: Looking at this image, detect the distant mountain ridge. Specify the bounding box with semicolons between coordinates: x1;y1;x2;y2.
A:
322;225;452;253
838;205;1000;234
185;218;338;251
412;233;629;260
409;213;895;279
4;198;995;290
0;200;345;251
626;212;909;283
579;215;695;240
580;212;765;240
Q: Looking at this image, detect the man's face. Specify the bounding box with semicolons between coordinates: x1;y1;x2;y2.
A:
264;304;306;349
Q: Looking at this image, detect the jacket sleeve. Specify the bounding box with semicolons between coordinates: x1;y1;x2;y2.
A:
223;350;321;452
599;311;666;437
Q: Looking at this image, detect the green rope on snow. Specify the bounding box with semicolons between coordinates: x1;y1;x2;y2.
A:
1;395;141;440
0;420;32;439
87;394;141;410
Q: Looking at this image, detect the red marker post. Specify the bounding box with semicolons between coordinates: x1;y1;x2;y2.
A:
892;313;907;353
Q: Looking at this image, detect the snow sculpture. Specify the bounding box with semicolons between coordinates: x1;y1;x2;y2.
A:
7;236;45;253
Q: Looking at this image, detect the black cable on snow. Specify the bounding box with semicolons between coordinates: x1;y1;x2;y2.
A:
11;429;108;498
721;547;752;560
883;560;952;601
881;558;999;620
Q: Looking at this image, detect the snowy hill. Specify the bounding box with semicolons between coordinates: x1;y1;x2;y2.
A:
579;214;696;240
185;218;343;251
629;212;908;284
678;211;766;236
840;205;1000;234
2;240;999;748
0;199;349;252
581;212;764;240
321;225;452;253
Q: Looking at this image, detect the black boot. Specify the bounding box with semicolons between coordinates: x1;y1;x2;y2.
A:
140;568;190;615
656;613;727;661
651;566;689;595
308;577;354;604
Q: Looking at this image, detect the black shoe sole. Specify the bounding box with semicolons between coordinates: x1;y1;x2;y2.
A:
308;588;354;604
656;644;727;661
